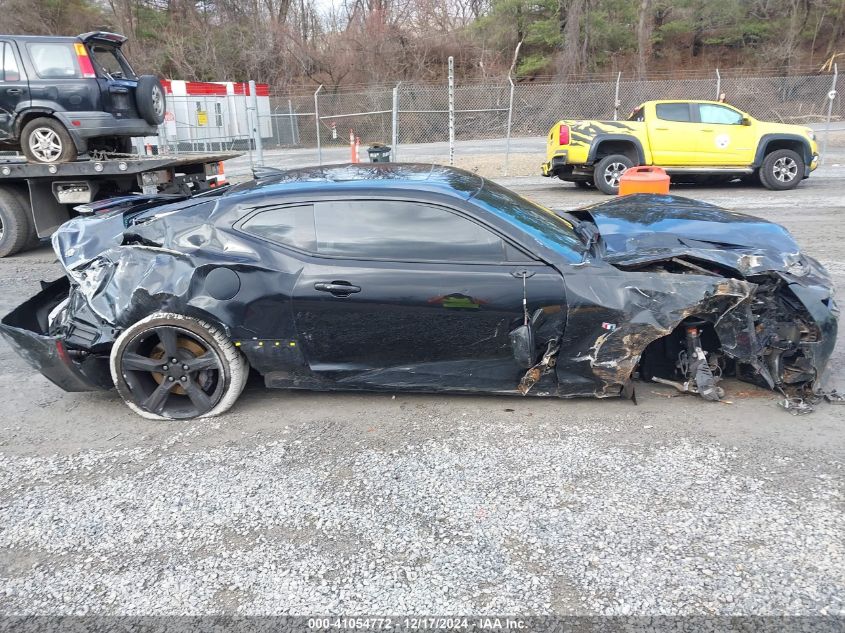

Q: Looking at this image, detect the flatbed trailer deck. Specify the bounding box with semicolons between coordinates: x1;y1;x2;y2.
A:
0;151;241;257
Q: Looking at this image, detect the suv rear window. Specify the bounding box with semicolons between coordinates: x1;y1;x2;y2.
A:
655;103;691;122
27;43;80;79
89;44;135;79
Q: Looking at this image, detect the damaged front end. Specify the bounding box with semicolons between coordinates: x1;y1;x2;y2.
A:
546;194;839;407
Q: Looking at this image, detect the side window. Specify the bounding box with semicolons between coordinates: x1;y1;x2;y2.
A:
655;103;691;123
27;43;80;79
240;204;316;251
314;200;508;262
1;43;21;81
699;104;744;125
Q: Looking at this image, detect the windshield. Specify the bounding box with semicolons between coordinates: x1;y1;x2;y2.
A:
471;179;585;262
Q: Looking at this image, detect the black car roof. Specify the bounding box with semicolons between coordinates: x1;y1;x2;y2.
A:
226;163;486;201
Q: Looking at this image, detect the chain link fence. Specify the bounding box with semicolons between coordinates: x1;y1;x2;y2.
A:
212;65;842;174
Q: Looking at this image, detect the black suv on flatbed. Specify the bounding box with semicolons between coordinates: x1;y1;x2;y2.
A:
0;31;165;163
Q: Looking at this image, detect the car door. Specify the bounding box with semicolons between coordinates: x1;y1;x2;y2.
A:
0;41;29;143
694;103;757;166
647;102;709;165
283;197;567;392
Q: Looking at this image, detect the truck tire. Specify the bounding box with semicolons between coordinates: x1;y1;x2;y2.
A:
21;117;77;164
0;186;33;258
594;154;634;195
759;149;804;191
136;76;166;126
6;187;41;249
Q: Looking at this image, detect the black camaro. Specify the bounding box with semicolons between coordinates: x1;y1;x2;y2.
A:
0;164;838;419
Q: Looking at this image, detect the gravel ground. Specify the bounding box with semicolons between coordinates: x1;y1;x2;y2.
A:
1;149;844;616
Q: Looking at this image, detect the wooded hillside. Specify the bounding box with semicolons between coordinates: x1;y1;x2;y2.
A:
1;0;843;91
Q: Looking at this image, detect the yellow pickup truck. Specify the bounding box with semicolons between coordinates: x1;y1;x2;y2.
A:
542;100;819;194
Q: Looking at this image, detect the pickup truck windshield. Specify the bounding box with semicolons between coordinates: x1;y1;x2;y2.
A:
472;180;585;261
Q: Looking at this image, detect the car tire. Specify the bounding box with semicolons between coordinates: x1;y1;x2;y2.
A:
110;312;248;421
594;154;634;195
759;149;804;191
0;186;32;258
21;117;77;164
135;75;167;126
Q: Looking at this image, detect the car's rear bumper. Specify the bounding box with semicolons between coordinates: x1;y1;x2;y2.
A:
0;278;111;392
53;112;158;146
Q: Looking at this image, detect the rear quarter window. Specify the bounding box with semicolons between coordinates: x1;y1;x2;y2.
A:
27;43;80;79
240;205;317;252
655;103;691;123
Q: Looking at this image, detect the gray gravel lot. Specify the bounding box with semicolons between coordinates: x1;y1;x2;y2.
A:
1;152;844;616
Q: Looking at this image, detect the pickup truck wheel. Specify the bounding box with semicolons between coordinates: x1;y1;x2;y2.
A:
0;186;33;257
594;154;634;195
110;313;248;421
759;149;804;191
21;117;77;164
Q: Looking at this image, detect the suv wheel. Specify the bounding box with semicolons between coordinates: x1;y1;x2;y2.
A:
759;149;804;191
594;154;634;195
21;117;77;164
136;76;167;126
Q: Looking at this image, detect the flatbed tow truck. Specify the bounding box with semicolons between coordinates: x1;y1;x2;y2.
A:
0;151;241;257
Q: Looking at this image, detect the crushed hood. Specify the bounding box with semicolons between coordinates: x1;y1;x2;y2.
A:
569;194;819;278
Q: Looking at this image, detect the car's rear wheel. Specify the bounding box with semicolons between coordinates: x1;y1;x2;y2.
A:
110;313;248;420
594;154;634;195
21;117;77;164
759;149;804;191
136;75;167;126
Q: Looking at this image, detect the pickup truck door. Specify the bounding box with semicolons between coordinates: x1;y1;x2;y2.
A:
692;103;758;166
0;41;29;143
646;102;704;165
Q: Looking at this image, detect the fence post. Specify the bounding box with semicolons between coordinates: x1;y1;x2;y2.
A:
505;76;515;176
448;56;455;166
314;84;324;165
392;82;400;162
822;64;838;165
248;80;264;166
288;99;298;145
715;68;721;100
613;72;621;120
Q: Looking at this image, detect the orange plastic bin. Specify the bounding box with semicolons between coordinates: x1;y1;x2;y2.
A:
618;166;670;196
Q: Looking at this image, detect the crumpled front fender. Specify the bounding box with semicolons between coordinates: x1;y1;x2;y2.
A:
555;268;761;396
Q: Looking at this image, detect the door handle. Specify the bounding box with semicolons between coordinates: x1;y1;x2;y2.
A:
6;88;22;95
701;129;714;132
654;127;669;131
314;281;361;296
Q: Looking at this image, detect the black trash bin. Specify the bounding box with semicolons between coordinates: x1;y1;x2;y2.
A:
367;143;392;163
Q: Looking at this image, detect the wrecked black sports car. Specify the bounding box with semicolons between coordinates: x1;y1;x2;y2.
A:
0;164;838;420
